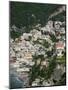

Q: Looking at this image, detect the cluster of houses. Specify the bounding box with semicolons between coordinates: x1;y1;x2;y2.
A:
10;20;66;87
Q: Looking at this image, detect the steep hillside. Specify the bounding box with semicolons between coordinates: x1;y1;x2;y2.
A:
10;1;64;27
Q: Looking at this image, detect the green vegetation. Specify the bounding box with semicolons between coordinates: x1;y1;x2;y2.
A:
29;55;57;85
56;55;66;64
50;34;57;42
33;40;41;44
28;36;32;41
44;56;57;79
10;31;21;40
10;1;62;27
46;51;53;57
56;55;65;61
10;2;66;86
51;11;66;22
33;39;50;48
42;40;50;48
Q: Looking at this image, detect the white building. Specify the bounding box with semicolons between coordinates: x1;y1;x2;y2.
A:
54;21;62;30
60;27;65;34
23;33;32;40
47;20;54;30
55;41;64;56
41;20;54;33
17;67;30;72
10;48;16;57
31;29;42;41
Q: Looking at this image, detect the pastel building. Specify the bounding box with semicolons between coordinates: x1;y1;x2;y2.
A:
54;21;62;30
55;41;64;56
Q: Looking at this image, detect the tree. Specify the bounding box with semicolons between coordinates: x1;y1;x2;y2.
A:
42;40;49;48
10;30;21;40
50;34;57;42
29;54;57;86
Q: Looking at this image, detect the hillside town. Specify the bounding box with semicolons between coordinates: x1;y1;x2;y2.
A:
10;20;66;88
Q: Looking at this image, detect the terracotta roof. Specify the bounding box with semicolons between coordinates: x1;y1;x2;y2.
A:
55;42;64;49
